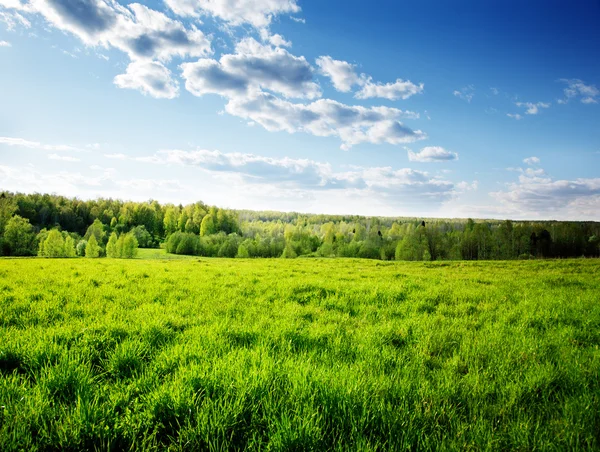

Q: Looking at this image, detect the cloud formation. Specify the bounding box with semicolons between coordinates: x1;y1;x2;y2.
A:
558;79;599;104
407;146;458;162
0;40;11;47
0;136;83;152
2;0;212;98
316;55;424;100
114;61;179;99
515;101;550;115
492;162;600;217
223;92;425;150
164;0;300;28
129;148;460;205
181;38;320;99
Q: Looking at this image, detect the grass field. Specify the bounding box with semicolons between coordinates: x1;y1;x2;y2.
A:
0;256;599;450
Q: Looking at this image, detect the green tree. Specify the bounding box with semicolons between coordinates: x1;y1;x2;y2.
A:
84;219;106;245
76;239;87;257
4;215;36;256
106;232;118;258
281;242;297;258
200;214;216;236
121;232;139;258
85;234;100;258
64;235;77;258
237;243;250;258
164;207;179;236
40;229;65;257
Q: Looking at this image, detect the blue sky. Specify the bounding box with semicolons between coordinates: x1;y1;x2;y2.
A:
0;0;599;220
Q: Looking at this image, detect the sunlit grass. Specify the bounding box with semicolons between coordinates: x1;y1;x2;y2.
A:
0;258;599;450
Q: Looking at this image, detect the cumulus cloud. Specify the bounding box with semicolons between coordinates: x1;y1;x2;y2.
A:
515;101;550;115
0;40;11;47
558;79;599;104
453;85;475;102
181;38;320;99
407;146;458;162
523;156;540;165
164;0;300;28
356;78;424;101
223;92;424;150
316;55;424;100
28;1;212;62
492;162;600;217
315;56;361;92
1;0;212;97
507;113;523;120
114;61;179;99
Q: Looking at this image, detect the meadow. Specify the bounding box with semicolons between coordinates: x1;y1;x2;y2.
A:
0;255;599;450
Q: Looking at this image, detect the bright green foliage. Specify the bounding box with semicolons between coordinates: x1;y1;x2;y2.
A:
3;215;36;256
107;232;138;258
84;219;106;246
120;233;139;258
39;229;65;257
64;236;76;258
281;242;297;258
163;207;179;236
0;258;598;450
236;244;250;258
200;214;216;236
85;234;100;258
106;232;118;258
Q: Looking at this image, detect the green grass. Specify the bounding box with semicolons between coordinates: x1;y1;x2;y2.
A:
136;248;198;260
0;257;599;450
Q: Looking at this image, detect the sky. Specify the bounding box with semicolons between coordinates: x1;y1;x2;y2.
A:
0;0;599;220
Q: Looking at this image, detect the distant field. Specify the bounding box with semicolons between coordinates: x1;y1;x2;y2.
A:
136;247;198;260
0;258;599;450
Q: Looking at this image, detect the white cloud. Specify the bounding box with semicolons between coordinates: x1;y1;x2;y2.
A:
0;136;83;152
0;40;11;47
132;148;461;206
523;156;540;165
507;113;523;120
1;0;212;97
558;79;599;104
114;60;179;99
453;85;475;102
0;10;31;30
356;78;424;101
48;153;80;162
28;1;212;62
316;55;424;100
407;146;458;162
0;163;183;201
492;164;600;218
259;28;291;47
223;92;424;150
315;56;361;92
290;16;305;24
181;38;320;99
164;0;300;28
515;101;550;115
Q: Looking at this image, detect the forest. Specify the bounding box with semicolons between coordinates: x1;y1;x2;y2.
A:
1;191;599;260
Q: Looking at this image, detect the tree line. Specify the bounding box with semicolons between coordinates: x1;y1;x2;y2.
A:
0;191;599;260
